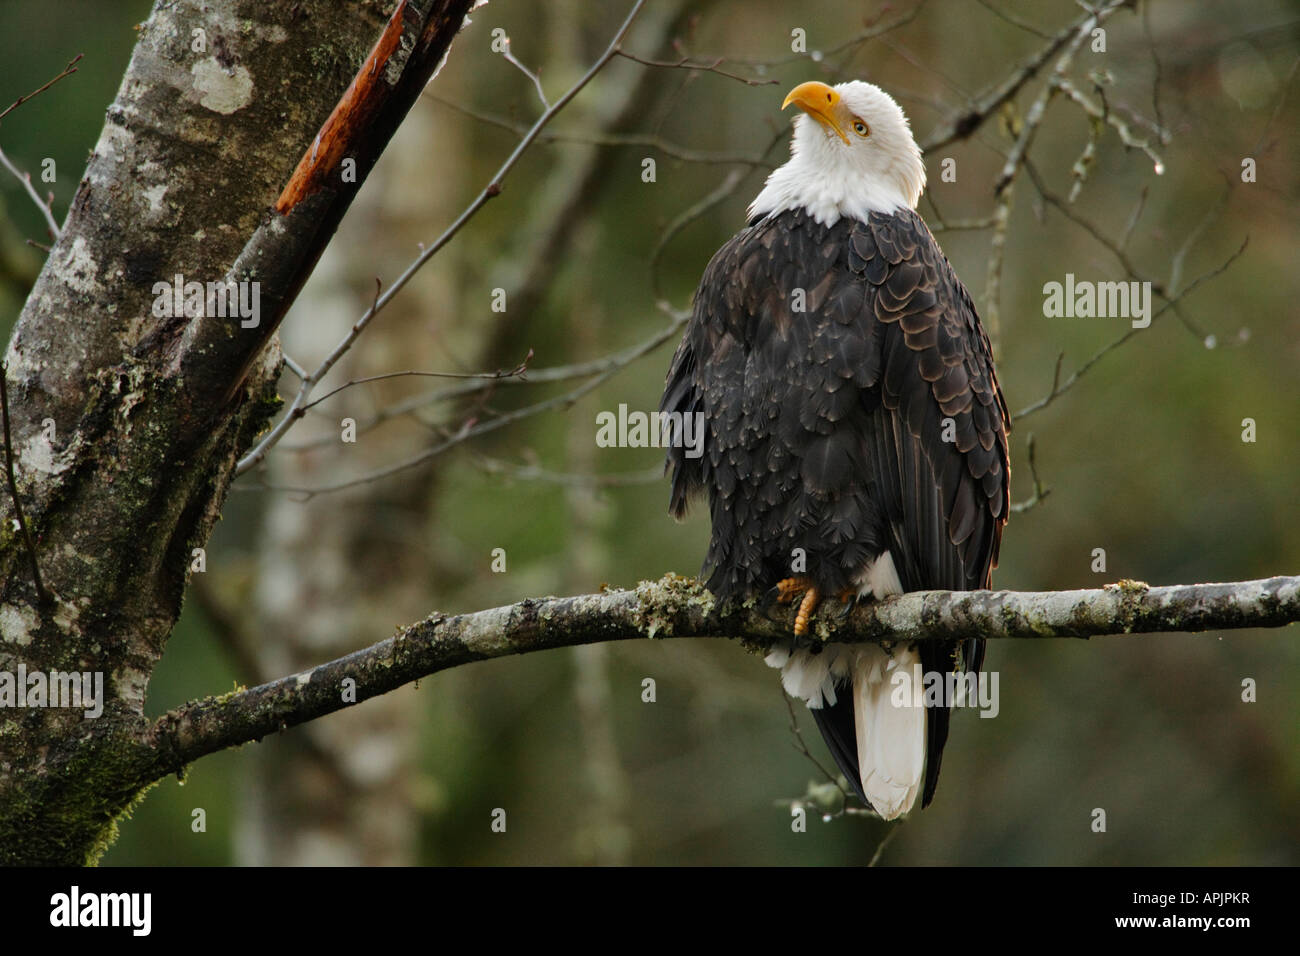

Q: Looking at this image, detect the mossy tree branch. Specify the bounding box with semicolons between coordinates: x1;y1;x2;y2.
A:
143;573;1300;781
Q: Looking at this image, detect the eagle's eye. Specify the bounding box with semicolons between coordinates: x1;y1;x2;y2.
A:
852;119;870;137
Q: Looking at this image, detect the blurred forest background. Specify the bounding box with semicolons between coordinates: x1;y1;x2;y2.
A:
1;0;1296;865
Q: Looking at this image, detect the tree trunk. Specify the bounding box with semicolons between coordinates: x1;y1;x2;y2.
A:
0;0;473;866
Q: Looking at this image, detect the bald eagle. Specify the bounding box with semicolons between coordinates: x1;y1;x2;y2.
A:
661;80;1011;820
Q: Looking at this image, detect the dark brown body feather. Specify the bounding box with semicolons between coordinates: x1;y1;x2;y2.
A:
661;206;1011;808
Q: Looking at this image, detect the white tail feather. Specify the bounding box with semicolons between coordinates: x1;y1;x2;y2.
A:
852;645;925;820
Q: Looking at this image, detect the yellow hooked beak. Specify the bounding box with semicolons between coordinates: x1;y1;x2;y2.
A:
782;81;850;144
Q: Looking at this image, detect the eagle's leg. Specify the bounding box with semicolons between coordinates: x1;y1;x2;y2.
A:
793;587;821;636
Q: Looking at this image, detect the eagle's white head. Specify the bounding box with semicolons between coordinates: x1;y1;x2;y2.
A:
748;80;926;226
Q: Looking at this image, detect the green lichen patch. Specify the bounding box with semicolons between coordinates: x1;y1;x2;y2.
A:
633;573;715;639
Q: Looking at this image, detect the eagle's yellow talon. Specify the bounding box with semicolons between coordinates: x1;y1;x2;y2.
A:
774;576;814;604
793;587;821;636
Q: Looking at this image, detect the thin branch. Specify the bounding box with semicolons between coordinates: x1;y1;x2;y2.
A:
236;0;649;477
477;0;694;367
1140;0;1166;141
868;823;901;866
281;353;309;380
650;166;750;303
1024;159;1159;293
501;38;550;110
783;694;845;793
983;178;1014;354
0;53;83;242
1010;432;1051;514
0;53;82;124
0;363;48;604
1250;54;1300;157
1055;76;1165;175
930;216;997;233
728;1;930;68
1119;185;1148;251
975;0;1051;39
613;49;777;88
992;5;1099;198
878;35;971;107
0;145;62;240
1168;179;1231;298
144;573;1300;780
299;351;533;413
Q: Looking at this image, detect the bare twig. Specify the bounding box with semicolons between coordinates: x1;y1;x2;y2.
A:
975;0;1051;39
649;166;751;303
879;35;971;107
868;823;901;866
501;37;551;109
1168;180;1232;298
1250;55;1300;157
613;49;777;87
0;145;62;240
992;1;1111;197
0;53;83;240
299;351;533;414
983;178;1014;354
783;694;845;792
1140;0;1166;141
728;2;929;68
1024;159;1158;292
1010;433;1051;514
281;354;309;380
0;53;82;124
477;0;694;368
1056;76;1165;175
1119;185;1148;251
